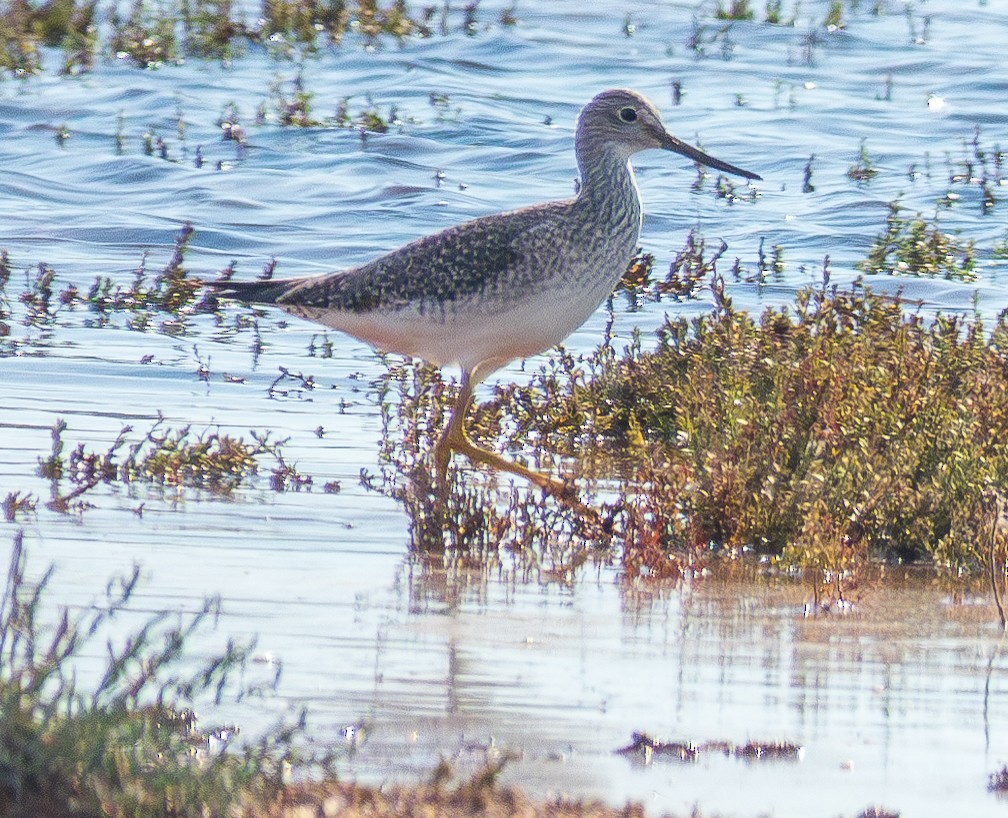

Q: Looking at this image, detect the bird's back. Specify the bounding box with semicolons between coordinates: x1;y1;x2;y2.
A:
277;199;578;320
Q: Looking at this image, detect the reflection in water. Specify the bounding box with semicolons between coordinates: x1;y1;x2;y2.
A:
335;565;1008;817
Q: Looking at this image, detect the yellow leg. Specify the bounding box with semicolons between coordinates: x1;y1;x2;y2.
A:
433;369;570;500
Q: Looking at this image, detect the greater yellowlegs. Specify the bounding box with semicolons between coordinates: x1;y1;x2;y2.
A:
213;88;760;498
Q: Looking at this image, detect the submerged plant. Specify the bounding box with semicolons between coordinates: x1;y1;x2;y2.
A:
264;71;319;127
993;231;1008;259
83;223;218;334
19;263;59;326
181;0;247;59
2;224;229;347
58;0;99;73
108;0;180;67
847;138;878;183
1;491;36;522
942;126;1003;215
823;0;844;30
614;231;730;309
802;154;815;192
1;0;482;77
715;0;754;21
859;201;976;280
0;530;317;818
36;416;273;513
0;0;42;75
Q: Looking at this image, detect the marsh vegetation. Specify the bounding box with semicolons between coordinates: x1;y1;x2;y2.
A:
3;207;1007;606
1;0;1007;814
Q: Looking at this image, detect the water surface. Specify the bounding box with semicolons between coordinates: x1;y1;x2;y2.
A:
2;1;1008;815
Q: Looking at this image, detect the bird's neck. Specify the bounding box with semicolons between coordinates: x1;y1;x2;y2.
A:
574;149;643;232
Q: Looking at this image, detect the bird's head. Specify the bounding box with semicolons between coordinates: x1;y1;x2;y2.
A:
576;88;761;180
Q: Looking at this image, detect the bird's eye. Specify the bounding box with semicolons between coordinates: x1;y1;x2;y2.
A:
618;107;638;123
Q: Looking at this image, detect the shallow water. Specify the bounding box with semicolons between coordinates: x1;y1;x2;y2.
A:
2;0;1008;815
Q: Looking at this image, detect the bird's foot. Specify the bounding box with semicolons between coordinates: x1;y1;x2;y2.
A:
434;427;605;526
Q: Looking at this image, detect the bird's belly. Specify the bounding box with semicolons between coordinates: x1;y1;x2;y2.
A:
289;282;606;373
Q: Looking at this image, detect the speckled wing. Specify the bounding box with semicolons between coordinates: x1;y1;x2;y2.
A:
272;202;569;321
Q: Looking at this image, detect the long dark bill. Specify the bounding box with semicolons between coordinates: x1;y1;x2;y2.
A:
660;132;761;181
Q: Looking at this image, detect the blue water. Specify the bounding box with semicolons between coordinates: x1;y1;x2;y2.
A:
2;1;1008;815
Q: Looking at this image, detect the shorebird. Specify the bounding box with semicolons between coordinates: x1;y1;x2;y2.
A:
212;88;760;499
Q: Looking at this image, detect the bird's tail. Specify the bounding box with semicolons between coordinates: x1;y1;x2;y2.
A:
204;276;302;305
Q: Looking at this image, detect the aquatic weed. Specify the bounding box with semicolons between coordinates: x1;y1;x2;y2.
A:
250;430;314;492
615;232;729;308
852;808;900;818
0;530;324;818
332;97;403;133
941;126;1003;214
618;454;703;581
859;201;976;280
499;3;517;27
20;0;493;78
1;491;37;522
355;0;414;40
19;263;58;326
217;100;247;144
154;222;202;313
275;758;654;818
267;365;316;398
0;249;10;295
58;0;98;74
615;249;655;310
0;0;97;75
0;2;42;75
715;0;754;21
357;103;391;133
36;416;264;513
989;765;1008;793
124;422;259;491
265;71;319;127
847;139;878;184
802;154;815;192
260;0;319;50
42;421;129;513
664;230;728;297
905;2;930;44
108;0;180;67
686;18;737;59
259;0;414;47
181;0;247;59
993;231;1008;259
799;26;827;65
461;1;481;36
617;732;802;763
738;236;786;284
82;223;213;333
0;256;8;344
823;0;844;30
876;73;893;102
